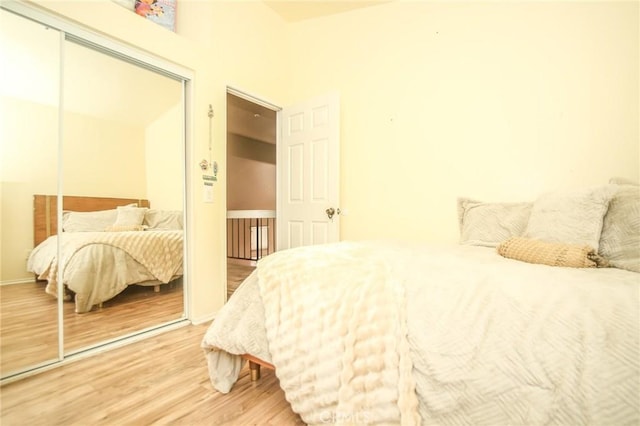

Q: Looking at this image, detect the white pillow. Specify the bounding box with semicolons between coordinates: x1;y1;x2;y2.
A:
111;206;148;228
599;184;640;273
457;198;532;247
143;209;183;230
63;209;117;232
104;224;145;232
609;177;639;186
524;185;617;250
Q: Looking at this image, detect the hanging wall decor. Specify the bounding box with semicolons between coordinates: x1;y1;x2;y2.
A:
134;0;176;32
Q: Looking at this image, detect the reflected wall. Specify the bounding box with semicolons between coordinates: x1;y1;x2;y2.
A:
0;8;61;376
0;5;188;378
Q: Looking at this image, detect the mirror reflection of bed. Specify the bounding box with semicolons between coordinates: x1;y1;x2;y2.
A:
1;195;185;372
0;7;187;378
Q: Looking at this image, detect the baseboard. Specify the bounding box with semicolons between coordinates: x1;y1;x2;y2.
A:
227;258;257;267
191;311;217;325
0;278;35;286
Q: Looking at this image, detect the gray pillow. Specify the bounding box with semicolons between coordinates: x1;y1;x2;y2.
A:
112;206;148;227
62;209;117;232
599;184;640;273
143;209;183;230
457;198;532;247
524;185;617;251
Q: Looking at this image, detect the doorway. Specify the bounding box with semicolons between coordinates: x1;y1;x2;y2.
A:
225;89;279;300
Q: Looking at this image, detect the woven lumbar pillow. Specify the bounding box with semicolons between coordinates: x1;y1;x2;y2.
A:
497;237;609;268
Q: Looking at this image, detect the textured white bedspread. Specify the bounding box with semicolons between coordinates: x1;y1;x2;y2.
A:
202;241;639;425
28;231;183;313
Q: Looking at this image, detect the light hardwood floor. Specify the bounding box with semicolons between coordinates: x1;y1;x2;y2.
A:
1;279;183;376
227;261;255;300
0;322;304;425
1;263;291;425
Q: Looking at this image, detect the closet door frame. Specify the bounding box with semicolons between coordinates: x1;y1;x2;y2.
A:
0;0;193;384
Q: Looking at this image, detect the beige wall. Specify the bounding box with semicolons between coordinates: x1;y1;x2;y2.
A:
0;97;58;282
30;0;289;321
284;1;639;243
63;110;147;197
0;97;149;281
146;102;183;210
11;1;639;320
227;134;276;211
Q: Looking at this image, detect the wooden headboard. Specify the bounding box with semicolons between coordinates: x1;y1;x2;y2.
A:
33;195;150;247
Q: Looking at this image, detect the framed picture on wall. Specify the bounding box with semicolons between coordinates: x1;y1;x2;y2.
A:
135;0;176;32
111;0;135;11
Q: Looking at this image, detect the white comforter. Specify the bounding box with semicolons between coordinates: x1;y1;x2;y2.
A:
202;241;639;425
28;230;183;313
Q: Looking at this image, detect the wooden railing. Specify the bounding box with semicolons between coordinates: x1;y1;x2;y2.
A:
227;210;276;261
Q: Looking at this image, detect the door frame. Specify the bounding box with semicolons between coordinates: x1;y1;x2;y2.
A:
0;0;193;384
225;87;341;255
225;86;281;258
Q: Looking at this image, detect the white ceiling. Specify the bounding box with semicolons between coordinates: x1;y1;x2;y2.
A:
263;0;391;22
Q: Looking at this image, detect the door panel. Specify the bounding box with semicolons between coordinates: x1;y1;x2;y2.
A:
278;92;340;250
0;8;62;377
311;221;329;245
61;37;185;355
288;144;304;202
288;221;304;248
0;3;189;380
311;139;328;201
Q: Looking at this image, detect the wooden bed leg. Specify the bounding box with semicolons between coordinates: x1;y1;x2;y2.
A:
154;285;160;293
249;361;261;381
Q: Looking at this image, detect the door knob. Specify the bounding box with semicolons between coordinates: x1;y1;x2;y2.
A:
325;207;341;220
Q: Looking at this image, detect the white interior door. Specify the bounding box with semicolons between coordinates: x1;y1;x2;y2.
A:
277;92;340;250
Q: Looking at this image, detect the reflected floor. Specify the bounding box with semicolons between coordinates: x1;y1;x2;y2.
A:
0;279;183;376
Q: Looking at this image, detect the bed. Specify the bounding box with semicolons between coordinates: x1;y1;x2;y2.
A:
27;194;184;313
202;182;639;425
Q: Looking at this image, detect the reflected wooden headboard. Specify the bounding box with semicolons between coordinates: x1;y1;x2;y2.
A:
33;195;150;247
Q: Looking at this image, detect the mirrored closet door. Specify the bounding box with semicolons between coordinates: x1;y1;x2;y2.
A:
0;3;189;379
0;8;62;376
60;34;186;355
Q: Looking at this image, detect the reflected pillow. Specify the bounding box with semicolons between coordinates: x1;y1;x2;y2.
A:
112;206;148;228
105;224;145;232
457;198;532;247
63;209;117;232
143;209;183;230
524;185;616;250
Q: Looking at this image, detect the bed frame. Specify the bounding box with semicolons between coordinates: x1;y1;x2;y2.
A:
33;194;150;247
242;354;275;381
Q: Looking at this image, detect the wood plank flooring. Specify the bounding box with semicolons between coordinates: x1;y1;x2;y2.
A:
227;261;255;300
1;279;183;376
0;323;304;425
1;262;292;425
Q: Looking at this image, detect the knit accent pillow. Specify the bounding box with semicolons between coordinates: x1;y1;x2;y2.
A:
497;237;609;268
